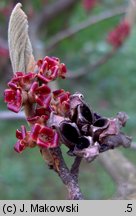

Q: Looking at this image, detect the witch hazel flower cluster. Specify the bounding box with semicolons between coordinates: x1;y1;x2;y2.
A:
4;56;131;162
4;56;69;153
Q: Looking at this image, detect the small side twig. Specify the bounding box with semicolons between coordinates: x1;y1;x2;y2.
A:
0;111;25;120
99;149;136;199
46;147;83;200
71;157;82;182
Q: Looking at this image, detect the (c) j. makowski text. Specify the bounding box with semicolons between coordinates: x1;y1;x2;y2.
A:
2;203;79;214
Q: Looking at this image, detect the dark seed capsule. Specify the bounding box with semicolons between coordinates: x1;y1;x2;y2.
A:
60;122;79;147
93;118;108;127
80;104;94;124
76;136;90;150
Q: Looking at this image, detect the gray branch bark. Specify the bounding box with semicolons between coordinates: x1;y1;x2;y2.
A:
99;150;136;199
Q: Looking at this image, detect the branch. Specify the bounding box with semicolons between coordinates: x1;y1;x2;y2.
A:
0;111;25;120
71;157;82;182
42;147;83;200
66;49;116;79
46;5;127;52
99;150;136;199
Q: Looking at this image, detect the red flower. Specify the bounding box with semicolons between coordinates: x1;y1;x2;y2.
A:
37;56;67;83
29;82;51;107
35;107;51;116
27;107;50;125
31;124;59;148
4;72;36;112
8;72;36;90
4;88;22;113
14;126;34;153
52;89;70;116
107;21;131;48
27;115;49;125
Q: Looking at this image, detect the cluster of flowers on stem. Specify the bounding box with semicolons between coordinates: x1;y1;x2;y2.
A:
4;56;131;162
4;56;69;153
